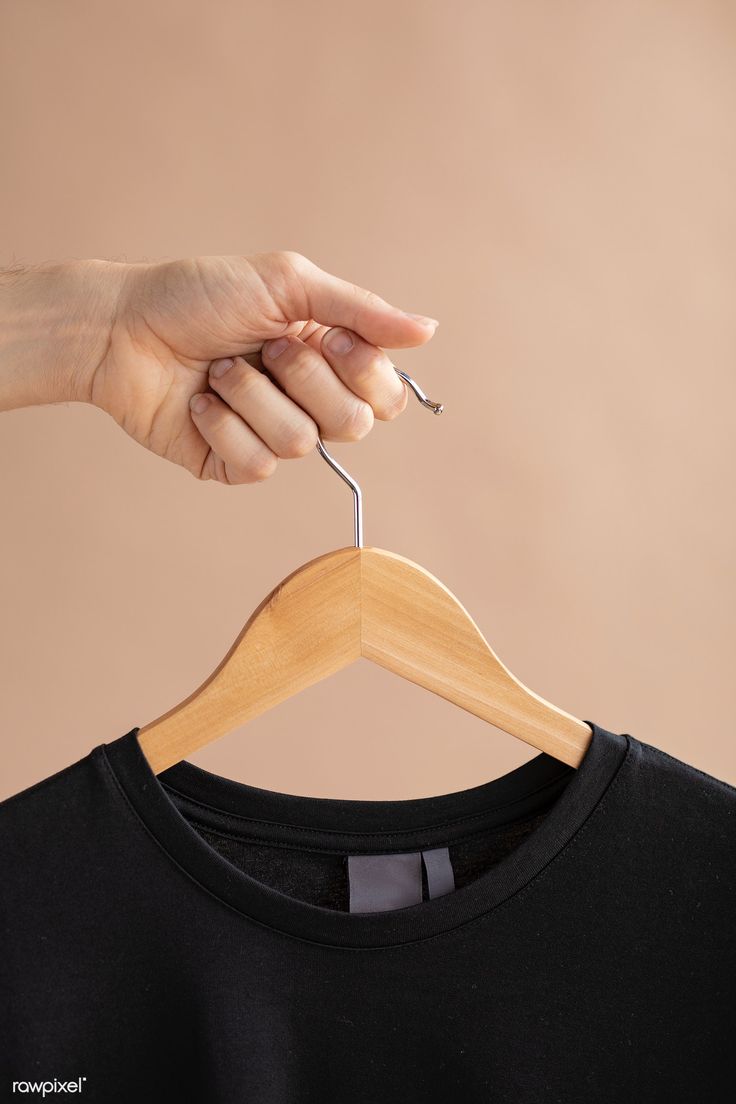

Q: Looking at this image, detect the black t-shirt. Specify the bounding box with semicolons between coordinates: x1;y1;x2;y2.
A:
1;720;734;1103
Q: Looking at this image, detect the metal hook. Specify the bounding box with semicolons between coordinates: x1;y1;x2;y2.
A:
393;368;444;415
315;367;444;548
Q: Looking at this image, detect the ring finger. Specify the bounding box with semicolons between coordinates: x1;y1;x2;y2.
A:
208;356;319;459
189;391;278;484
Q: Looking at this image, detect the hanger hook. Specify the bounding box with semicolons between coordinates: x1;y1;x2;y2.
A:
315;366;444;549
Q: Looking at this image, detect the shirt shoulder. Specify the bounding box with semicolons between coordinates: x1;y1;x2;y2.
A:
0;748;96;817
626;734;736;847
636;736;736;799
0;746;112;879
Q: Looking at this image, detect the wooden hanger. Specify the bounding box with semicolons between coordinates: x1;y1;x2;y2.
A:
137;369;592;775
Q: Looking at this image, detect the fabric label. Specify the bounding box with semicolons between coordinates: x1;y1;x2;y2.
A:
422;846;456;899
347;847;455;913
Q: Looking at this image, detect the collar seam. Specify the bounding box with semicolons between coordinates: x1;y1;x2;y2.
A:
180;808;548;856
158;768;573;837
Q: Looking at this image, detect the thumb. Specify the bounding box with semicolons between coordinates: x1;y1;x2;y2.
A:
263;251;439;349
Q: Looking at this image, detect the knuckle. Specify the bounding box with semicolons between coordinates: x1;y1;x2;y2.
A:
250;450;279;482
275;250;308;275
277;420;318;459
362;288;383;310
383;382;409;420
346;354;382;393
336;399;374;441
237;451;279;484
357;287;387;320
349;287;390;335
224;362;262;400
283;349;320;390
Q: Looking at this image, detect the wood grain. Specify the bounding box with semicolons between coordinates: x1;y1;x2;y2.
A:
138;547;592;774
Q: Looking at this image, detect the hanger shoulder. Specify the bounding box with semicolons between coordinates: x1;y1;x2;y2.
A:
138;545;591;775
138;547;362;773
360;548;591;767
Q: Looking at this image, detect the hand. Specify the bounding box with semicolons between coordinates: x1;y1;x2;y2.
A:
92;252;439;484
0;253;438;484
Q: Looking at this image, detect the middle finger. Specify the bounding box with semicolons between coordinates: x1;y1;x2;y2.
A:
260;335;374;442
304;326;408;422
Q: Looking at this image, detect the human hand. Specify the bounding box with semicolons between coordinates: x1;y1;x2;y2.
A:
0;253;438;484
82;253;439;484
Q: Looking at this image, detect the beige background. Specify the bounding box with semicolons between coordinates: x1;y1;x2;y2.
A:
1;0;734;801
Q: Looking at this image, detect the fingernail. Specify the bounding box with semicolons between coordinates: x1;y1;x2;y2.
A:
190;394;211;414
325;328;354;355
210;357;234;379
403;312;439;328
264;337;289;358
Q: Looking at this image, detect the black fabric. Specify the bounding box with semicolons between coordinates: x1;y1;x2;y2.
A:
0;719;734;1102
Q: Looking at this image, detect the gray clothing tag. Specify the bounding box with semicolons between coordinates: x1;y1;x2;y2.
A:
347;852;423;913
347;848;456;913
422;846;456;899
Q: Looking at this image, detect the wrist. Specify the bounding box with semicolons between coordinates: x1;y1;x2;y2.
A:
0;259;129;412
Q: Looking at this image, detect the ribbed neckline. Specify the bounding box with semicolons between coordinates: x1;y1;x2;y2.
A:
100;720;629;948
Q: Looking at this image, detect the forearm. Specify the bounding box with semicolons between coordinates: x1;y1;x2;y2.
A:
0;260;126;412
